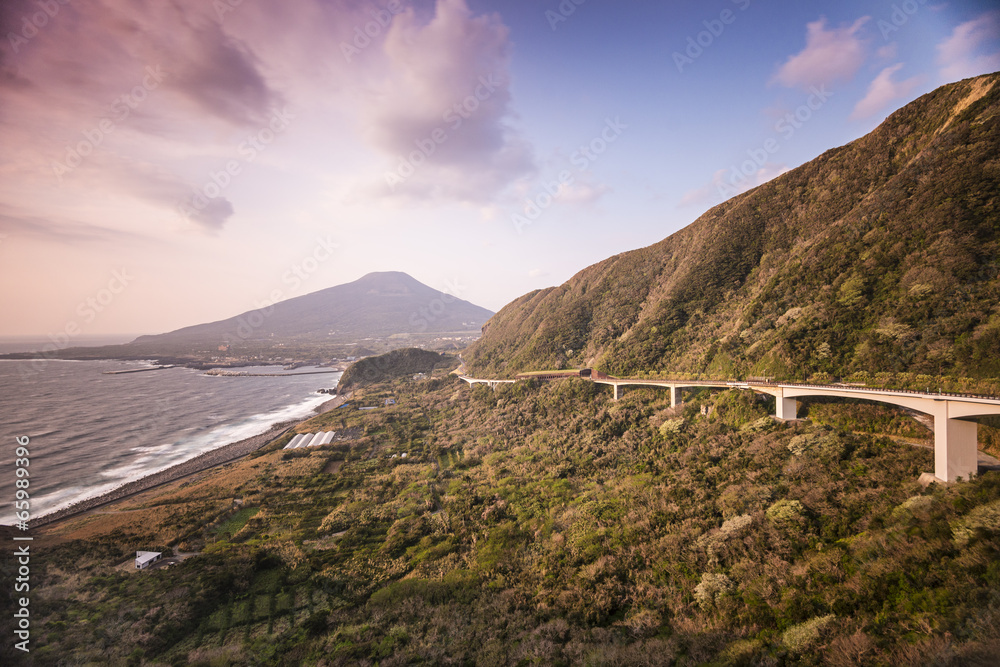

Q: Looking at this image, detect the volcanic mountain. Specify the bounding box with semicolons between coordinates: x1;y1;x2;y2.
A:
132;271;493;346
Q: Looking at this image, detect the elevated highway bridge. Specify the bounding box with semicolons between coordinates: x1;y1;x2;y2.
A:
460;373;1000;484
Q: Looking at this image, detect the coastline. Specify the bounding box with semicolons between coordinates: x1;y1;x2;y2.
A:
30;422;295;529
28;390;352;530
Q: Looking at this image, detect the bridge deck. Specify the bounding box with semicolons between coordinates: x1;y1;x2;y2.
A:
458;372;999;483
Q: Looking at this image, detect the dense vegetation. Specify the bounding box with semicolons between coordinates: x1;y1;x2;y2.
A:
466;73;1000;382
15;374;1000;665
338;348;455;390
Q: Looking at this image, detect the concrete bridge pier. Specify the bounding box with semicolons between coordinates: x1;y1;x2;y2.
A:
775;394;798;420
670;386;682;408
613;384;623;400
458;376;515;391
936;415;979;482
773;386;991;483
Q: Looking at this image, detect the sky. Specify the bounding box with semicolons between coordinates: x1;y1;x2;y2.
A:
0;0;998;338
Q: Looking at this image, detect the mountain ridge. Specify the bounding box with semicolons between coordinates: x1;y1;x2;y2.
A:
466;72;1000;380
132;271;493;347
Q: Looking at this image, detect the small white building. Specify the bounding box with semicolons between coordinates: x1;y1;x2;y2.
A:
135;551;162;569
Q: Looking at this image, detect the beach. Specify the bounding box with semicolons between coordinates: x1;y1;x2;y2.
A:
30;390;352;529
31;422;293;528
1;360;344;526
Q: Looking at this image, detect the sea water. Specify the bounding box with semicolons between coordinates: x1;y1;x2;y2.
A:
0;359;340;525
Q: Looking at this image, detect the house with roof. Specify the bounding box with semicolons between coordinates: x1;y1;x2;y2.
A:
135;551;162;570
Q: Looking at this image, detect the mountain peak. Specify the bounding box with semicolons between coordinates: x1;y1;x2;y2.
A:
356;271;416;282
134;272;493;346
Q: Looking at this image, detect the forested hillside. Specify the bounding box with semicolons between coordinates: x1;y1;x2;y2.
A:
467;73;1000;381
338;348;454;390
19;376;1000;665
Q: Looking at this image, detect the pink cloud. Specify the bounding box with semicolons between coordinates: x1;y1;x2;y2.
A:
0;0;297;235
0;0;381;236
937;11;1000;81
362;0;534;203
773;17;870;90
877;43;898;60
850;64;923;121
0;0;284;129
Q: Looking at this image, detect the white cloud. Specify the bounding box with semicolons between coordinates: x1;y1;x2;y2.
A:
850;64;923;120
937;11;1000;81
773;17;870;90
362;0;534;203
555;181;611;204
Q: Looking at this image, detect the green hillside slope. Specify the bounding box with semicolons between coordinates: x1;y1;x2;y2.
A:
23;377;1000;665
338;347;453;390
467;73;1000;380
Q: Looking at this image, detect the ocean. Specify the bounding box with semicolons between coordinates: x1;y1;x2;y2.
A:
0;358;340;525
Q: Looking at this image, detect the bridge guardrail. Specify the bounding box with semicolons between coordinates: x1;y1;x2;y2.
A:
741;380;1000;402
589;377;1000;401
463;374;1000;402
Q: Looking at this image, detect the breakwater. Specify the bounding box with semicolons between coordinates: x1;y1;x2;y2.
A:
204;369;341;377
102;365;176;375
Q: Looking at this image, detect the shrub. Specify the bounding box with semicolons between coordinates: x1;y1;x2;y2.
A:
767;499;805;524
952;499;1000;546
787;429;845;459
659;418;686;436
720;514;754;537
698;514;754;559
694;572;734;610
891;495;935;524
623;609;662;638
741;416;774;433
782;614;835;652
